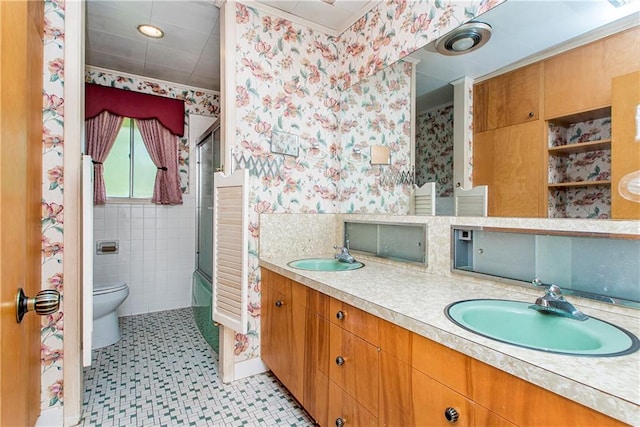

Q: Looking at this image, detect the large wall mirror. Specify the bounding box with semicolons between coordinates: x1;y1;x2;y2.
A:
342;0;640;217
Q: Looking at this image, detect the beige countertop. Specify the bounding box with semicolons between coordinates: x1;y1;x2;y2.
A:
260;254;640;425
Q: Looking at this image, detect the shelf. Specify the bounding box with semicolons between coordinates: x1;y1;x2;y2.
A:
548;180;611;189
546;106;612;125
548;139;611;156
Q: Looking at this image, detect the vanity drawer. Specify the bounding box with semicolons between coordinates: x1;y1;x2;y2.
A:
329;322;379;415
329;298;378;346
412;333;471;397
328;380;377;427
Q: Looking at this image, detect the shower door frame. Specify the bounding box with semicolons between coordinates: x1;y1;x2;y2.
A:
195;119;221;282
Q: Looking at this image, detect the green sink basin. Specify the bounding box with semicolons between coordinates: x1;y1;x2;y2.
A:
445;299;639;357
287;258;364;271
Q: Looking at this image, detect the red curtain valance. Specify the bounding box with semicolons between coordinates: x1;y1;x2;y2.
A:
85;83;185;136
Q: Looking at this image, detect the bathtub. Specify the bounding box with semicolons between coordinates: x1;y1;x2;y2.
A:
191;270;219;354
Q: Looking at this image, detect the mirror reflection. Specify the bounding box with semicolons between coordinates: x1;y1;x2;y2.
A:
342;0;640;217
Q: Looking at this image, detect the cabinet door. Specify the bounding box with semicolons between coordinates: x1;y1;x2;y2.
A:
611;71;640;219
544;27;640;118
379;351;414;426
304;291;331;426
474;121;544;217
470;359;626;426
261;271;306;403
328;380;378;427
474;63;541;132
329;323;379;415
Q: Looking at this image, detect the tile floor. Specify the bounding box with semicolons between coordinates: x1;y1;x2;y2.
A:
82;308;314;426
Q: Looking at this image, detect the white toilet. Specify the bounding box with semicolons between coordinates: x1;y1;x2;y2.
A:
93;282;129;349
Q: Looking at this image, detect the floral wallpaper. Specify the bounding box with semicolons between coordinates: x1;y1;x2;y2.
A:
34;0;507;409
415;104;454;196
232;0;505;362
335;0;506;90
548;117;612;218
42;0;65;409
234;3;342;361
339;60;413;213
85;68;220;193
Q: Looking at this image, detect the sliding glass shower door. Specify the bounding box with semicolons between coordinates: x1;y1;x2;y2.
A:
196;120;220;281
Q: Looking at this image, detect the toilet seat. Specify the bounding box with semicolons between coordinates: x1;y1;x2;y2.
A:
94;281;128;296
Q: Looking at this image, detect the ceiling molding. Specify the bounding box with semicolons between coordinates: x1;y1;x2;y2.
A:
86;65;221;96
474;12;640;84
247;0;382;37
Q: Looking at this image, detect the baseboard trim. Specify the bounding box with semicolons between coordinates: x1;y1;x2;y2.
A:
234;357;268;380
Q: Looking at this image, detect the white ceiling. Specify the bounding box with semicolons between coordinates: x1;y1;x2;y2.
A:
253;0;380;35
84;0;379;91
85;0;222;90
85;0;639;96
412;0;640;112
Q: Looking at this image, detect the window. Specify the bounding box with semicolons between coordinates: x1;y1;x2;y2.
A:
103;118;156;199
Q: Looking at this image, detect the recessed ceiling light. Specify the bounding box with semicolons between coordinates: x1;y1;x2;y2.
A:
435;22;492;56
607;0;632;7
137;24;164;39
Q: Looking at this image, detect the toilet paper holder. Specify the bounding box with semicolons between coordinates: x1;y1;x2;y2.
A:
96;240;118;255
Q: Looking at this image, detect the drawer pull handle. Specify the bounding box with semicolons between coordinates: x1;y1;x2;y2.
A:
335;356;345;366
336;310;345;320
528;111;534;118
335;417;345;427
444;407;459;423
275;300;283;308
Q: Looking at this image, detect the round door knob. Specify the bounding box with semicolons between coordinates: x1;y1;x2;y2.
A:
444;407;459;423
528;111;534;118
336;310;345;320
335;356;345;366
275;300;283;308
16;288;60;323
335;417;345;427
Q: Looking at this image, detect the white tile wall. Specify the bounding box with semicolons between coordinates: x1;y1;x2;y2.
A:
93;192;196;316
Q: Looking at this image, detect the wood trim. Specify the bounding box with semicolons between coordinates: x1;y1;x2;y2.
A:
219;1;236;175
62;0;85;424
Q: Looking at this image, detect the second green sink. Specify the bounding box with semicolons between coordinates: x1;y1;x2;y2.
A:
445;299;639;357
287;258;364;271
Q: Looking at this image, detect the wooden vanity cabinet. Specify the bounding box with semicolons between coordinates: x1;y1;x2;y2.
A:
262;270;628;426
471;359;626;426
379;320;514;427
260;269;307;404
303;290;380;426
304;289;331;426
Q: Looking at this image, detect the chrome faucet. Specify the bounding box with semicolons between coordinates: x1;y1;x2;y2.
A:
529;279;588;321
334;240;356;264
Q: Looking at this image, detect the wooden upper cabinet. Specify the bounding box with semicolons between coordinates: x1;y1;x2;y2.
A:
474;63;541;132
611;71;640;219
544;26;640;119
474;121;545;217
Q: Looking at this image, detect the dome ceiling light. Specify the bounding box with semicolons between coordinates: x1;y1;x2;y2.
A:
435;22;492;56
137;24;164;39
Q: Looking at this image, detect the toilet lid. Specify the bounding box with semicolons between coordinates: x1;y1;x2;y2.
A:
94;281;128;296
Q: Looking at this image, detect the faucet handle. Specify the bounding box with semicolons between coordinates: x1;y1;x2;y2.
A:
532;278;544;287
547;284;563;298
